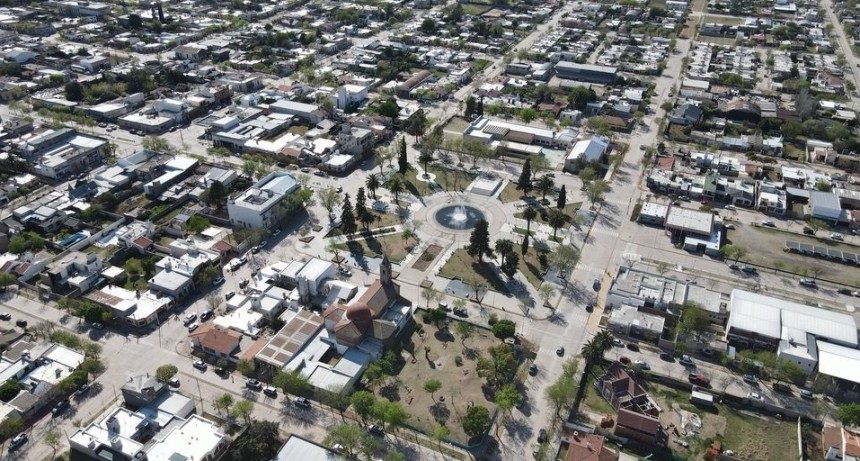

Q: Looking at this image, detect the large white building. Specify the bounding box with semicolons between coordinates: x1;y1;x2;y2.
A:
726;290;858;375
227;172;299;229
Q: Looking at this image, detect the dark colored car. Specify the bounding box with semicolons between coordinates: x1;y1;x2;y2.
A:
619;356;631;364
8;433;27;451
0;313;10;320
528;364;538;376
367;424;384;436
52;399;70;416
537;429;547;443
592;279;601;291
15;319;27;328
626;343;640;352
660;352;674;362
245;379;263;390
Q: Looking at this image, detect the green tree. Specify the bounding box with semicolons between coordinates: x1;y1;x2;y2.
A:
491;319;516;339
319;186;343;223
546;209;567;239
340;193;357;236
536;175;555;200
517;107;538;123
202;180;228;210
418;150;434;175
0;380;20;402
549;246;580;289
467;219;493;261
186;215;211;233
0;416;23;441
232;400;254;424
494;239;514;266
228;421;280;460
585;179;608;207
557;184;567;209
456;321;474;346
424;379;442;401
45;429;62;458
65;81;85;101
406;110;427;142
494;383;520;425
476;344;518;389
323;425;366;459
815;178;833;192
462;405;491;439
464;95;477;119
806;218;830;234
545;365;578;417
432;424;451;450
720;244;748;263
501;251;519;277
568;86;597;110
521;233;529;256
522;206;537;234
351;390;377;424
272;369;311;396
398;137;409;174
155;364;178;382
516;157;532;192
388;175;404;203
572;330;614;412
141;135;170;153
840;403;860;426
372;399;410;432
680;303;710;341
366;174;380;199
213;393;234;415
237;359;255;377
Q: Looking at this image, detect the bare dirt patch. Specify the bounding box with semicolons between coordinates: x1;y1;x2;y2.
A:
412;244;444;271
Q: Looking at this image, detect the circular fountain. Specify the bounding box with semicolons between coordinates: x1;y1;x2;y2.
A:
434;205;485;230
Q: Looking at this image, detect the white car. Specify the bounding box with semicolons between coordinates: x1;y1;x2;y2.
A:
748;392;763;400
831;233;844;241
633;360;649;370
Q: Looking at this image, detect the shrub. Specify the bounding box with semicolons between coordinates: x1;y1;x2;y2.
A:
455;356;463;367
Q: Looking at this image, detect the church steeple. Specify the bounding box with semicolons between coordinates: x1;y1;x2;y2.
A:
380;255;392;285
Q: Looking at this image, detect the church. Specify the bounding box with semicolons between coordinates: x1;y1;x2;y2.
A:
322;256;412;357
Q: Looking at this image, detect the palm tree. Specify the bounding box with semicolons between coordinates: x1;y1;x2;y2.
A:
494;239;514;266
523;206;537;234
573;330;615;413
547;209;566;239
389;175;404;204
366;174;380;199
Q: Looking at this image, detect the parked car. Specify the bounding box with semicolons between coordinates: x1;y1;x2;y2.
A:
660;352;674;362
263;386;278;397
184;313;197;325
338;266;352;277
800;390;815;400
453;307;468;317
725;204;736;210
193;360;207;371
612;338;624;347
761;221;776;227
773;382;792;394
213;277;224;286
245;379;263;390
741;266;758;274
168;377;180;387
294;396;312;408
90;322;104;330
437;302;450;311
592;279;601;291
537;429;547;443
839;288;853;295
619;356;631;364
528;364;538;376
9;433;28;451
748;392;763;400
200;310;213;321
633;360;649;370
729;264;740;271
799;278;818;288
679;355;695;367
187;323;199;332
724;223;735;229
831;233;844;241
52;399;70;416
239;279;250;289
225;290;236;300
626;343;639;352
743;374;758;385
556;346;565;356
688;373;710;387
0;313;11;320
367;424;384;436
15;319;26;328
214;367;227;376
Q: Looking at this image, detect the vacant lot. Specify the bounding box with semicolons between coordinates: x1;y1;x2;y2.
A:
702;14;744;25
439;249;510;296
375;316;500;444
727;223;860;285
443;116;471;134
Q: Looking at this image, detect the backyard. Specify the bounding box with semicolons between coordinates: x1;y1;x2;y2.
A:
370;316;501;444
439;248;510;296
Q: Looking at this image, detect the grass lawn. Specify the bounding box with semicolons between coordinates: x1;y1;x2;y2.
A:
461;3;491;15
336;233;415;263
443;116;471;133
698;36;737;46
517;245;550;289
582;373;614;415
374;316;500;444
328;211;402;237
783;143;806;161
514;202;583;229
439;249;510;295
388;166;475;197
498;182;538;203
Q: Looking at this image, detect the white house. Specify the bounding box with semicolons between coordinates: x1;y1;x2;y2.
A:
564;136;610;172
227;171;299;228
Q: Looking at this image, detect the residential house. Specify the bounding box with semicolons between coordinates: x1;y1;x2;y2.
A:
121;373;168;409
189;324;242;362
669;103;703;126
227;171;299;229
596;363;664;445
823;425;860;461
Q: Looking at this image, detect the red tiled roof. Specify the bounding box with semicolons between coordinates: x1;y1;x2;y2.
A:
617;408;660;435
133;236;153;248
213;240;233;253
189;324;240;355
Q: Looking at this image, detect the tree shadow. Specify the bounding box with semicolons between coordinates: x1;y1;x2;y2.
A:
429;401;450;423
380;382;401;401
463;347;480;361
433;328;454;343
548;311;568;326
503;416;535;443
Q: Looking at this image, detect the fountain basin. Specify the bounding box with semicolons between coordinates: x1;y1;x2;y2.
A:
434;205;485;230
